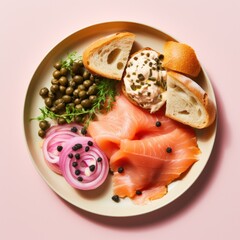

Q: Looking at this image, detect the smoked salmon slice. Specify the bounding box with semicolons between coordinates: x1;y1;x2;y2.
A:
88;95;200;204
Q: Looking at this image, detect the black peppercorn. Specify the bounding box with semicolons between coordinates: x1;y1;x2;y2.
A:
89;165;95;172
87;141;93;146
112;195;120;203
118;167;124;173
71;126;78;133
72;145;78;151
77;176;83;182
136;190;142;195
76;143;82;149
72;162;78;168
57;146;63;152
81;128;87;135
166;147;172;153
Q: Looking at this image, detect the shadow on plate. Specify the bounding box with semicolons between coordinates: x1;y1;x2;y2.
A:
58;75;229;228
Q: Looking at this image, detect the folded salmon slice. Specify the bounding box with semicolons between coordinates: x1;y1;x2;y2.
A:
88;95;200;204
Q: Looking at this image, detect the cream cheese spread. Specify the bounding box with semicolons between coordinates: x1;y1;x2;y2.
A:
123;49;167;113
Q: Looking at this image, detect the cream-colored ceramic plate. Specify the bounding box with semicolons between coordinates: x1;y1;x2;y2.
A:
24;21;217;217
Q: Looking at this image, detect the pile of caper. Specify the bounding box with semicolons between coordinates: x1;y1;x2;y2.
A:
38;60;98;137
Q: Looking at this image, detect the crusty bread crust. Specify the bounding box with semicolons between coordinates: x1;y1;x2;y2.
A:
166;71;216;128
82;32;135;80
162;41;201;78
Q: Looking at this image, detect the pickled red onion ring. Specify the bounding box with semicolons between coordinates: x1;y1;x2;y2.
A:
59;136;109;190
42;124;84;174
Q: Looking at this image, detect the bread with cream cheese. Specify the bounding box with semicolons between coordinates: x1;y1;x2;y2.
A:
82;32;135;80
166;71;216;128
162;41;201;78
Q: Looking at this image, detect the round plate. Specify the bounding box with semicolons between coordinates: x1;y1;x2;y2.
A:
24;21;217;217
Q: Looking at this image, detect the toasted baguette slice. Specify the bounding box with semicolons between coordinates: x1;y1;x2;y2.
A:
83;32;135;80
162;41;201;78
166;71;216;128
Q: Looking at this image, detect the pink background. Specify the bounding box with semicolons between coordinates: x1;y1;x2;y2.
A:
1;0;239;239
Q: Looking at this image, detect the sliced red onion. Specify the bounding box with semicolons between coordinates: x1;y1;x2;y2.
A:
59;136;109;190
42;123;84;174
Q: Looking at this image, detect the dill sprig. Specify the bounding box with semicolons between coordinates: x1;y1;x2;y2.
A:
61;52;82;71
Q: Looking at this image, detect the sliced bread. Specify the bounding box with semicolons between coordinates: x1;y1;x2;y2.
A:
162;41;201;78
166;71;216;129
82;32;135;80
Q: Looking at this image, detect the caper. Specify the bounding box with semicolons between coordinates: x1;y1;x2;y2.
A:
72;62;81;74
48;92;55;99
81;99;92;108
50;84;59;93
50;106;57;113
65;86;74;95
59;76;68;86
44;97;53;108
83;70;90;80
78;90;87;99
54;98;64;106
73;75;83;84
51;78;59;85
39;87;49;98
62;95;72;103
73;89;79;97
53;70;61;79
54;61;62;70
89;95;97;103
69;80;76;88
38;129;46;138
75;104;83;110
74;98;81;105
39;120;50;131
78;60;84;67
83;80;92;88
87;85;98;95
59;85;66;93
90;74;95;81
68;103;75;109
60;67;68;76
56;102;65;110
78;84;86;91
159;54;164;61
57;117;66;125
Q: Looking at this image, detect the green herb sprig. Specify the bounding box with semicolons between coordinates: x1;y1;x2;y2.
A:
61;52;82;71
